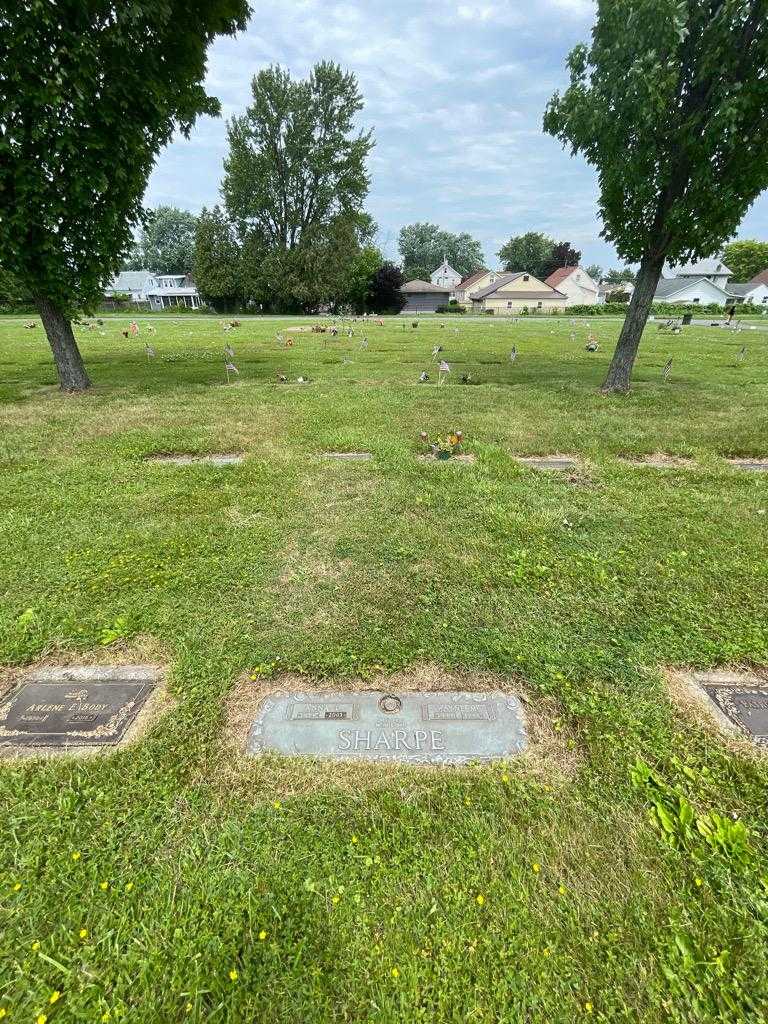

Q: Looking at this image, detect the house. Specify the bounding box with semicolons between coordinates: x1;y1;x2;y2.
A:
104;270;156;303
544;266;599;306
430;259;462;291
728;281;768;306
671;259;732;289
597;281;635;305
145;274;202;310
653;277;731;305
469;272;567;315
455;269;498;303
750;269;768;286
400;279;451;314
105;271;202;309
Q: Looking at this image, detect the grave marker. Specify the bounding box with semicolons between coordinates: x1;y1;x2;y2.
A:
0;666;157;748
247;690;527;764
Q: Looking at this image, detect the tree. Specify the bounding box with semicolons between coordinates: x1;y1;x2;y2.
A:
193;206;242;311
133;206;197;275
398;223;485;281
540;241;582;281
722;239;768;281
224;63;372;249
497;232;555;277
585;263;603;281
366;263;406;314
0;2;250;391
604;267;636;285
545;0;768;394
345;246;384;314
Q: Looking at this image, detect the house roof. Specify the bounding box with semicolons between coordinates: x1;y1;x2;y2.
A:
471;273;565;301
457;268;491;291
401;279;451;294
545;267;579;289
750;269;768;285
146;287;199;296
108;271;154;291
432;259;460;276
654;276;730;299
727;283;753;297
674;259;732;277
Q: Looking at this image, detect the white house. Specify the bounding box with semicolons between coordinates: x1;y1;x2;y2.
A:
671;259;732;289
653;277;731;305
596;281;635;305
729;281;768;306
544;266;599;306
104;271;155;303
105;271;202;309
430;259;462;291
145;274;202;310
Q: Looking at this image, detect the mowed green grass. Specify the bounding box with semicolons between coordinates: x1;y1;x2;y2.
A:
1;313;767;1023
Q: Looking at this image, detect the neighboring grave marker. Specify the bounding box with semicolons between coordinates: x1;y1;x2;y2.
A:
701;681;768;749
0;666;157;748
514;456;577;472
247;690;527;764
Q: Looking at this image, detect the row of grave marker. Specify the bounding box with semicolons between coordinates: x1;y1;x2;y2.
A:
1;667;765;758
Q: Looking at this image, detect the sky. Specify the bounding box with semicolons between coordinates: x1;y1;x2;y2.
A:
145;0;768;275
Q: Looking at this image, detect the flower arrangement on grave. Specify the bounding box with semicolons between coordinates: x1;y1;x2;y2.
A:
420;430;463;460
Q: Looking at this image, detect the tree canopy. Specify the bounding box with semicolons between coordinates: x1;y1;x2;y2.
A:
193;206;242;311
126;206;198;276
721;239;768;281
497;232;578;280
0;0;250;390
366;263;406;314
398;223;485;282
545;0;768;392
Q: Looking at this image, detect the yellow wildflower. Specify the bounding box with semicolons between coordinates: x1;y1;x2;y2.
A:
0;1009;6;1019
49;992;61;1004
558;885;567;896
99;881;109;891
501;774;509;783
101;1012;110;1022
79;928;88;940
585;1003;593;1014
186;1004;193;1013
532;863;541;874
695;877;703;887
476;895;485;906
259;930;267;941
391;967;399;979
542;948;550;957
332;895;340;905
228;969;238;982
273;801;281;809
32;940;40;951
125;882;134;893
350;835;358;844
37;1015;47;1024
71;852;81;861
13;883;21;891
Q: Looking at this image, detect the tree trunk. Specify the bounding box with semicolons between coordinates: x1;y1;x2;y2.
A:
36;298;91;392
601;255;665;394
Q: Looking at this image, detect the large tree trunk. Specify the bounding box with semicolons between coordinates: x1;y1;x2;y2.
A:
36;298;91;392
601;255;665;394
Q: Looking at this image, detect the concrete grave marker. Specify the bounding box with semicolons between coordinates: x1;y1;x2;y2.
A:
247;690;527;764
321;452;373;461
146;453;243;466
514;456;577;472
678;670;768;750
728;459;768;472
0;666;157;748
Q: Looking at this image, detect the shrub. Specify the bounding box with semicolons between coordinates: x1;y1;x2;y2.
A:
435;303;467;314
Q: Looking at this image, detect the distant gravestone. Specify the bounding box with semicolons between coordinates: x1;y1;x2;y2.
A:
247;690;527;764
322;452;373;461
146;453;243;466
0;666;157;748
700;681;768;750
728;459;768;472
515;456;577;472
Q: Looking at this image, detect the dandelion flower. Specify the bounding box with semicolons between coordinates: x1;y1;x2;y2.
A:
259;930;267;941
101;1012;110;1022
99;881;109;891
391;967;399;979
532;863;541;874
71;852;81;861
695;877;703;887
125;882;134;893
37;1015;47;1024
273;801;281;809
228;969;238;982
542;948;550;957
585;1002;593;1014
350;835;358;844
0;1009;6;1019
476;895;485;906
49;992;61;1004
32;940;40;951
501;774;509;784
332;895;340;905
79;928;88;940
13;883;21;891
186;1003;193;1013
558;885;567;896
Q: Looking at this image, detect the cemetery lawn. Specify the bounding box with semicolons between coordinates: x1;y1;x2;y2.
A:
2;314;768;1023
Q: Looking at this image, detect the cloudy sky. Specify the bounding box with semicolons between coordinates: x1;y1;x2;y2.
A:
146;0;768;273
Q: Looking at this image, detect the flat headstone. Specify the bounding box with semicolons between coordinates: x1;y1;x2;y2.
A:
145;453;243;466
514;456;577;472
621;454;695;469
418;453;476;464
0;666;156;748
247;690;527;764
728;459;768;472
699;680;768;749
322;452;373;461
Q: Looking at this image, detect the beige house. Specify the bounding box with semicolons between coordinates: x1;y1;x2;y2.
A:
470;273;567;315
545;266;599;306
455;268;499;303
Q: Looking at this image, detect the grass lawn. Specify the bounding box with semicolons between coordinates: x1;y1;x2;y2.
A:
1;314;767;1022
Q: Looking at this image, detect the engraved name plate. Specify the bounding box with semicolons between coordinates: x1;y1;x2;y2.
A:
247;691;527;764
